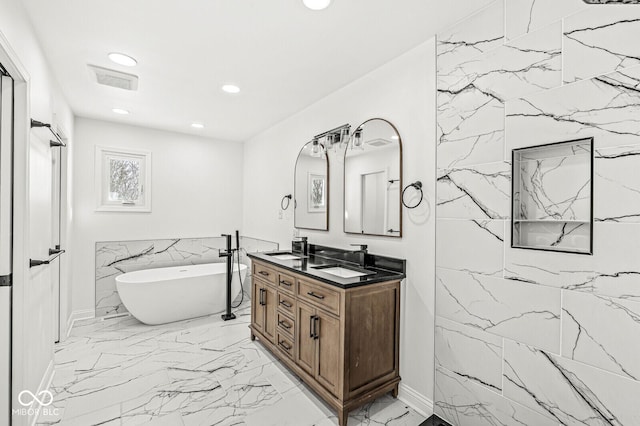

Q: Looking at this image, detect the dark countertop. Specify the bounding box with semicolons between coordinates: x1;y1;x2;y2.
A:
247;251;406;289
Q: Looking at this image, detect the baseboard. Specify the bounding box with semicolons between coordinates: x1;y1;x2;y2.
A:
65;309;95;338
397;383;433;418
30;360;55;426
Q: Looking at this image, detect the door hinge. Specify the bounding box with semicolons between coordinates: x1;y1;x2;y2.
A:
0;274;12;287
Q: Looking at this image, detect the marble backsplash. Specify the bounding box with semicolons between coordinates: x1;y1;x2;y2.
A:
95;236;279;317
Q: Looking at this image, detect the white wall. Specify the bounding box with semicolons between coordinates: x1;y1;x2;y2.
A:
71;118;245;313
0;1;74;424
242;39;437;408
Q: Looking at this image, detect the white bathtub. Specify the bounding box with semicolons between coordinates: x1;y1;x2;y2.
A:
116;262;247;325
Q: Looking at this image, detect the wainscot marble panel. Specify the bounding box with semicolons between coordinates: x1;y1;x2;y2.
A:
435;220;504;276
436;162;511;220
437;22;561;169
506;66;640;152
436;1;504;72
564;6;640;83
435;316;503;392
505;223;640;301
435;366;557;426
562;290;640;380
95;236;279;317
595;144;640;223
505;0;589;40
436;267;561;352
503;339;640;425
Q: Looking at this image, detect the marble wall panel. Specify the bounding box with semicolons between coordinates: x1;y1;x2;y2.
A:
505;0;588;40
564;7;640;83
436;268;561;352
435;316;503;392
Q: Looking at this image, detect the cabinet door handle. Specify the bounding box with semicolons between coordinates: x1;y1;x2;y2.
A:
280;280;292;287
309;315;315;338
307;291;325;300
259;270;270;277
313;316;320;340
259;288;266;306
279;300;292;309
278;340;292;351
278;320;292;329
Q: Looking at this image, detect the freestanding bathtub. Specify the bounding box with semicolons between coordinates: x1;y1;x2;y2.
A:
116;262;248;325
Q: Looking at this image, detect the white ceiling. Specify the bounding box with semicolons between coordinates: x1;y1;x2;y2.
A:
22;0;492;142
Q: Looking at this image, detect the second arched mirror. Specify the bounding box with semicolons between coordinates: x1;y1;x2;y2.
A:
344;118;402;237
294;140;329;231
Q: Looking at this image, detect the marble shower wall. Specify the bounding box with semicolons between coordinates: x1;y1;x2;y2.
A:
95;236;279;317
435;1;640;425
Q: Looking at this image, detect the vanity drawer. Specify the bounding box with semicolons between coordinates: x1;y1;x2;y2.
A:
278;292;296;317
297;279;340;317
276;332;295;360
278;273;296;294
277;312;295;339
253;262;277;286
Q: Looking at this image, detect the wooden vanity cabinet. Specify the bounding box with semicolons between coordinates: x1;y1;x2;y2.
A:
249;259;401;426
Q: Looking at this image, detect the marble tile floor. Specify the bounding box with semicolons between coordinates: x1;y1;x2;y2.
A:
37;301;426;426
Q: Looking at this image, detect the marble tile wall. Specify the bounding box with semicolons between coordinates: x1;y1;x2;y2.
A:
95;236;279;317
435;1;640;424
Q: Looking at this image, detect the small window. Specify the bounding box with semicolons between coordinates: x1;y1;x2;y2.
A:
95;146;151;212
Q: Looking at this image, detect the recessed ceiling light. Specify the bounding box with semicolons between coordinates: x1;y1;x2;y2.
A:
391;135;399;140
303;0;331;10
112;108;130;115
191;123;205;129
108;52;137;67
221;84;240;94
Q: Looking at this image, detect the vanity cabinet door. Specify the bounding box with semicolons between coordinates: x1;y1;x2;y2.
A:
252;281;266;335
296;301;316;377
316;310;341;395
263;284;277;344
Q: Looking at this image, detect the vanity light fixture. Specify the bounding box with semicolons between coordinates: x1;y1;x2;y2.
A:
108;52;137;67
303;0;331;10
311;139;322;157
191;123;205;129
325;134;335;150
351;128;363;150
221;84;240;94
112;108;130;115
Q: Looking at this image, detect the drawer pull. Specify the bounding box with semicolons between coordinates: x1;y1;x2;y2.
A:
280;300;293;309
278;340;292;351
307;291;325;300
280;280;293;287
278;320;292;330
258;270;270;277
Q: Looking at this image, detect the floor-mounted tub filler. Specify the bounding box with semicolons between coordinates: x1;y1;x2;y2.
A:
116;262;247;325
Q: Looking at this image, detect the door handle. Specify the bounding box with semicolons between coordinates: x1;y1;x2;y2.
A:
259;288;266;306
313;316;320;340
309;314;315;338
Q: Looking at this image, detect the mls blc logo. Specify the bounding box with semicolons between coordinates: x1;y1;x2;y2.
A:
12;389;59;417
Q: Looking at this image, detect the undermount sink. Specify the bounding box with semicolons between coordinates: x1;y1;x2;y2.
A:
267;252;302;261
313;265;375;279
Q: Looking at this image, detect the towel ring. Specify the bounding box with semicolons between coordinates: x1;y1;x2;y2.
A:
402;181;423;209
281;194;292;210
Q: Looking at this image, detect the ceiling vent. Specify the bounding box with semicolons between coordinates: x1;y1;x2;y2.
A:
365;138;392;147
88;65;139;91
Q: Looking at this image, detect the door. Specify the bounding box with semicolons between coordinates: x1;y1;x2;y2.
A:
262;285;277;344
315;310;340;395
296;301;315;376
0;69;14;426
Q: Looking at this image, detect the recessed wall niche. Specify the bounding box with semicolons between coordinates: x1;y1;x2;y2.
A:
511;138;593;255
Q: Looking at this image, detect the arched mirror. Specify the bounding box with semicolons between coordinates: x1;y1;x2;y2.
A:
344;118;402;237
294;140;329;231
